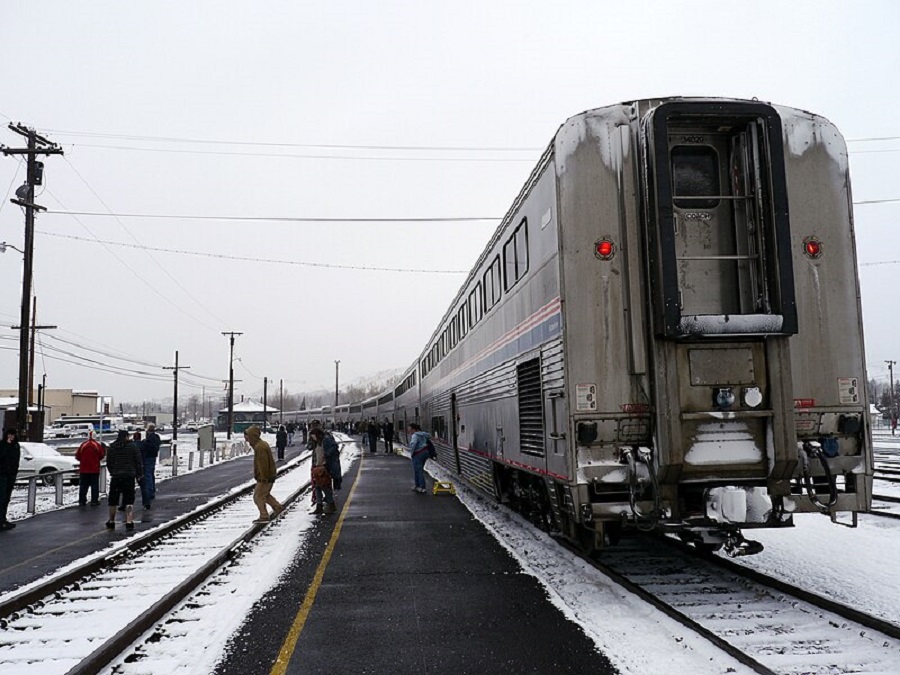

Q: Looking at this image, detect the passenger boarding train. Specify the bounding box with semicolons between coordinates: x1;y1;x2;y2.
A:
290;98;873;556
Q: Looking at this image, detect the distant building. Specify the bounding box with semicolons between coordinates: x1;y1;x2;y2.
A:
216;399;279;433
0;388;101;424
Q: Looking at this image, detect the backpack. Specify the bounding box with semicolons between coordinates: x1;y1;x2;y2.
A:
323;432;339;460
425;438;437;459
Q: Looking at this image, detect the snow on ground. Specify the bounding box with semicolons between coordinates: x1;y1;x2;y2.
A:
422;458;753;675
9;434;900;675
101;442;362;675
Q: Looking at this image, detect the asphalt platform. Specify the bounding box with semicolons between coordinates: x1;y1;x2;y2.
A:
0;442;307;595
0;437;616;674
216;443;616;675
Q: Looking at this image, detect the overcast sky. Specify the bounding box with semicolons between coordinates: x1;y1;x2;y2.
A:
1;1;898;411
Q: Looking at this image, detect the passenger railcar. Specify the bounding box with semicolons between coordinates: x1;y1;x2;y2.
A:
352;98;873;555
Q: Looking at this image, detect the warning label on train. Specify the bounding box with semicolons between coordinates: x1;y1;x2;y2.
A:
838;377;859;404
576;384;597;411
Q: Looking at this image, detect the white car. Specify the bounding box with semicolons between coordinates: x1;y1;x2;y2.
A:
18;442;80;485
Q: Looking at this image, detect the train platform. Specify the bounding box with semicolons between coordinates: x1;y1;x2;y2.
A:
216;445;615;675
0;441;308;595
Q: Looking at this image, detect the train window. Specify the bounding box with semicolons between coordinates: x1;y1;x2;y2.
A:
503;219;529;290
430;415;446;441
484;255;502;312
671;146;720;209
457;305;467;339
468;284;483;325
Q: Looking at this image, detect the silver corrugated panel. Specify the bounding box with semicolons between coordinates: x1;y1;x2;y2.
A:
455;362;516;406
457;449;496;497
541;339;565;390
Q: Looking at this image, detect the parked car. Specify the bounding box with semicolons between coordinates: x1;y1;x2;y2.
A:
42;423;95;439
17;442;80;485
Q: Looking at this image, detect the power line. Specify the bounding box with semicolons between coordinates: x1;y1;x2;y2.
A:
62;156;231;328
65;143;537;163
36;231;470;274
44;210;499;223
45;128;543;152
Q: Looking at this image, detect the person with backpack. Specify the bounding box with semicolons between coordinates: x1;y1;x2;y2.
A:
308;428;336;515
105;430;143;531
406;422;432;494
309;420;341;490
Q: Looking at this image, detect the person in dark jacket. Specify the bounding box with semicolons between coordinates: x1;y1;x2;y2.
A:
366;419;379;455
140;424;161;510
286;421;296;446
275;425;288;461
75;431;105;506
0;429;21;530
382;419;394;454
106;429;143;531
308;420;341;490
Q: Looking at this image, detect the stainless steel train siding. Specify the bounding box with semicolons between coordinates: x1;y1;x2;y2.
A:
291;98;872;556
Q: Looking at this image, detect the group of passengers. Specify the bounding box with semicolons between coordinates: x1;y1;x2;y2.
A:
0;415;434;532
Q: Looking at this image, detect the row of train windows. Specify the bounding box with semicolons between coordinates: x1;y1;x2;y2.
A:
394;370;418;398
421;219;529;378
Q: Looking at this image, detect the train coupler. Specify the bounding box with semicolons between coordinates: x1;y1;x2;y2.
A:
724;531;764;557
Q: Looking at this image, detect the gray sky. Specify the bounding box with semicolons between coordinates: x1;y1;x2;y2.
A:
1;0;898;409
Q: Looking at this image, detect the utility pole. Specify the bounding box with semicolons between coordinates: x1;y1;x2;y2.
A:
1;124;63;438
12;296;57;408
888;360;897;435
263;376;268;430
334;360;340;411
280;378;284;425
222;332;242;439
163;351;189;444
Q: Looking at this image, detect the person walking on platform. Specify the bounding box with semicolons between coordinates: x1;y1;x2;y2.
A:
75;431;105;506
308;420;341;491
141;424;161;510
308;428;336;515
382;419;394;454
245;425;283;523
407;423;431;494
106;430;143;531
0;429;21;530
366;418;380;455
275;424;288;461
286;421;296;446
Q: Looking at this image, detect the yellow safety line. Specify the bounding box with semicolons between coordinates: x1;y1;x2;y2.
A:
270;452;363;675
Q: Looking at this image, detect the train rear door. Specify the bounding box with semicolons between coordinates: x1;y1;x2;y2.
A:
643;101;797;505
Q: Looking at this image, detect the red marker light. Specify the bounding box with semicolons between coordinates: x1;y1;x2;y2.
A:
803;237;822;259
595;239;615;260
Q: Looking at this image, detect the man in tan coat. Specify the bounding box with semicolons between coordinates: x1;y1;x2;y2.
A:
244;425;284;523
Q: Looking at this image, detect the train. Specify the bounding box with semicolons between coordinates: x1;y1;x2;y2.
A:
287;97;873;556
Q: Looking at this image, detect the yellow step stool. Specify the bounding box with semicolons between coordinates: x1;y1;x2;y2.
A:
432;481;456;495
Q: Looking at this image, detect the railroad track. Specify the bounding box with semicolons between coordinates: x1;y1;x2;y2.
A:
561;535;900;674
0;451;316;675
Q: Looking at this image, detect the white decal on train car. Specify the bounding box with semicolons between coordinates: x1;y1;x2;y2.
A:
576;383;597;411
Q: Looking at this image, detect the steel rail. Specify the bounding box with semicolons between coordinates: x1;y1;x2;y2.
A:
555;538;777;675
67;472;314;675
658;535;900;641
0;450;311;622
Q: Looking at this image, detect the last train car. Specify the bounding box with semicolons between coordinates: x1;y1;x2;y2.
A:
399;97;872;556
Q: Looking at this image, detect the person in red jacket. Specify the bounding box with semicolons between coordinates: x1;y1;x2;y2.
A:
75;431;106;506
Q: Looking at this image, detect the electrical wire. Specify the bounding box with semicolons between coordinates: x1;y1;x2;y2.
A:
45;128;542;153
44;210;498;223
43;189;223;334
36;231;469;274
62;156;231;327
